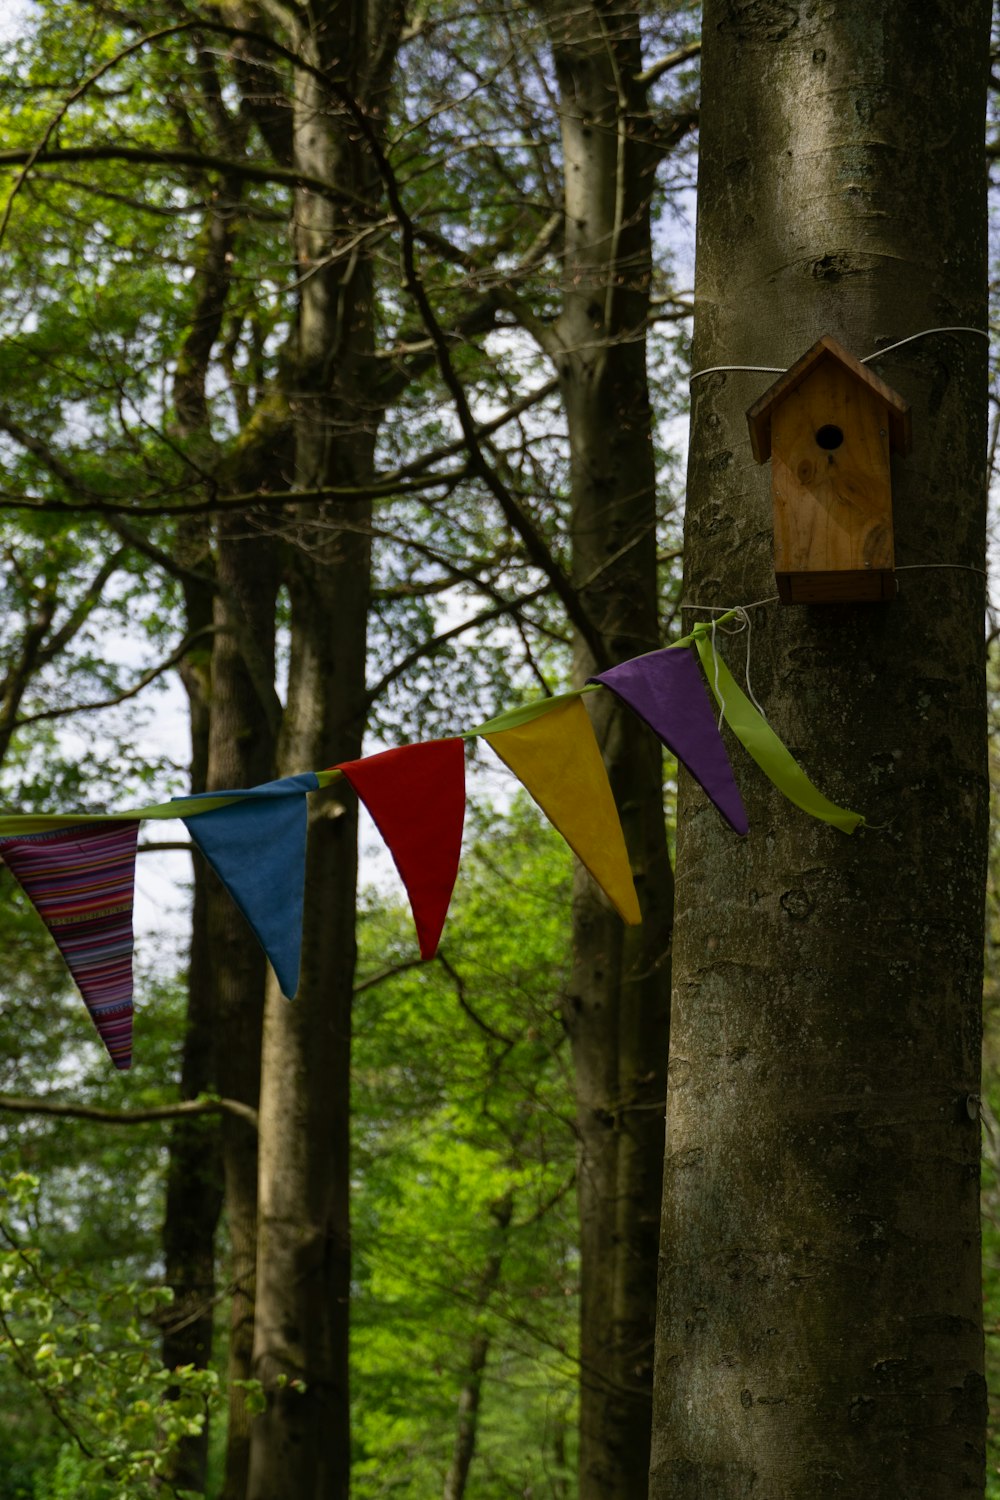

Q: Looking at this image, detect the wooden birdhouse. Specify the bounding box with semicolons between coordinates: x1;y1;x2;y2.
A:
746;334;912;604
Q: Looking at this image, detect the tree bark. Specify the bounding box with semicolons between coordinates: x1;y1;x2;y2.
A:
208;512;279;1500
650;4;990;1495
442;1192;514;1500
246;6;402;1495
537;6;675;1494
159;137;250;1489
160;534;224;1497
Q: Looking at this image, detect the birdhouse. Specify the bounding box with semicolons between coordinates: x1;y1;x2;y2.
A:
746;334;912;604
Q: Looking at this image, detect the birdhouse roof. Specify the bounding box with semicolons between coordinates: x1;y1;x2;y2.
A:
746;334;912;463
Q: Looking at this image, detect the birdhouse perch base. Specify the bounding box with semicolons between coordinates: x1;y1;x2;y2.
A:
776;569;896;605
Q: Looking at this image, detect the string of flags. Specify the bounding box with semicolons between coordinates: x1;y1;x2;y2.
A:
0;618;865;1070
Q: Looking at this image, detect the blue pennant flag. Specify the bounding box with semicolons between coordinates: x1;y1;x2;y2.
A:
178;773;319;998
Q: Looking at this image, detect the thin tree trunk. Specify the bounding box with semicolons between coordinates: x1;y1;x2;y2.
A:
536;6;675;1494
160;537;224;1495
159;143;250;1487
442;1192;514;1500
650;3;991;1495
208;513;279;1500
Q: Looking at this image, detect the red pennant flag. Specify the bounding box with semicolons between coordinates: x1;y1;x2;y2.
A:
336;739;465;959
0;822;139;1069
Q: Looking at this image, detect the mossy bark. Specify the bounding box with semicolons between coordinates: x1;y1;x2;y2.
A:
649;3;991;1496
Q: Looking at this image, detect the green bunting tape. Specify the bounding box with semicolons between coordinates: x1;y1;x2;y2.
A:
688;625;865;835
466;684;598;738
0;793;249;836
0;633;865;839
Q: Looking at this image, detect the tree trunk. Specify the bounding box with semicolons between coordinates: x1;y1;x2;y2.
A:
538;6;675;1494
246;6;400;1494
442;1192;514;1500
208;514;279;1500
163;134;281;1495
160;538;224;1496
159;148;250;1490
649;4;990;1496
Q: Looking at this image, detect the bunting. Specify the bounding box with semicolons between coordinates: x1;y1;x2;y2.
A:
484;698;641;925
0;822;139;1069
689;625;865;834
592;648;749;835
336;740;465;959
179;773;319;998
0;621;872;1067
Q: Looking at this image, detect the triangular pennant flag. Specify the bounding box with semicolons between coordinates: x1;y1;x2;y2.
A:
0;822;139;1069
484;698;641;924
336;740;465;959
591;647;749;835
179;773;319;998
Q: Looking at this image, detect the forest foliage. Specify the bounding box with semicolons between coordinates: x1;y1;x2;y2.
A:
0;1;999;1497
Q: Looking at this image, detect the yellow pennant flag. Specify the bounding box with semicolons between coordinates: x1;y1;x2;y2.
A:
484;697;641;925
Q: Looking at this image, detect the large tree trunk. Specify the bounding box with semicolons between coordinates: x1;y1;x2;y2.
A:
246;6;401;1494
539;6;675;1495
650;4;990;1495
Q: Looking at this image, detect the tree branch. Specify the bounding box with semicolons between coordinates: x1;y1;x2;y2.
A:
635;40;701;88
436;953;516;1048
106;518;218;593
319;76;609;666
0;1093;258;1129
35;551;128;668
353;958;425;994
364;586;550;708
13;625;216;729
0;144;370;212
0;18;205;250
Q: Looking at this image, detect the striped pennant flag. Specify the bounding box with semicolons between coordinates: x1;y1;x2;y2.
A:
0;822;139;1069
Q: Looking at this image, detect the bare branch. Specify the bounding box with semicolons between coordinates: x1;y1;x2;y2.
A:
364;586;550;708
0;144;370;213
436;953;516;1048
0;1093;258;1129
13;625;216;730
635;41;701;88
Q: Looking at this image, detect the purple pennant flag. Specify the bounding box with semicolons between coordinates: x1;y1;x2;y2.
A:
591;648;749;835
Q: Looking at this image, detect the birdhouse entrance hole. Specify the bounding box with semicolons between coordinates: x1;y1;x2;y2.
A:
746;335;912;605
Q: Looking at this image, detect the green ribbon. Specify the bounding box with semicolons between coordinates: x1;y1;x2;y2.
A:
686;623;865;835
0;776;347;836
466;685;598;738
0;792;252;837
0;632;865;838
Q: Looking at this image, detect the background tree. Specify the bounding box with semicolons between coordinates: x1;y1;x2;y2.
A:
0;1;695;1495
